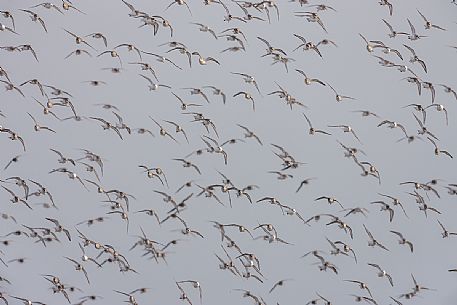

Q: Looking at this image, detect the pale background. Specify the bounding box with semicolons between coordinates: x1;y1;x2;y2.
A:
1;0;457;304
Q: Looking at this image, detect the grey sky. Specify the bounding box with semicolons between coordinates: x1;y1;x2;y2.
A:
1;0;457;304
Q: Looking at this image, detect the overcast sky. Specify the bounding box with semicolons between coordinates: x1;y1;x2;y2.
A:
1;0;457;304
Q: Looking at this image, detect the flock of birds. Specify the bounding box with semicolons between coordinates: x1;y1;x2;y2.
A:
1;0;457;304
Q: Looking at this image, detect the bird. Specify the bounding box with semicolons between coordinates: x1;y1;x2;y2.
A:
378;193;408;217
0;126;27;150
364;225;389;251
401;76;422;96
0;65;12;82
270;54;296;73
85;32;108;47
89;117;124;139
181;87;210;103
390;230;414;252
315;196;344;209
411;273;435;293
220;27;248;42
368;263;394;286
173;158;201;174
257;36;287;57
233;91;256;111
1;185;32;209
0;10;15;30
113;290;138;305
412;113;439;141
19;9;48;32
176;280;203;303
50;148;76;166
327;83;356;102
296;178;316;192
417;10;446;31
202;86;226;104
49;167;89;190
427;137;453;159
350;295;378;305
382;19;408;38
370;41;403;60
407;18;427;41
269;279;293;293
377;120;408;137
215;246;241;276
9;296;46;305
403;103;426;123
4;154;22;170
191;22;218;39
359;33;376;53
344;280;374;298
293;34;323;57
303;113;331;135
64;48;92;59
97;50;123;66
27;112;56;133
63;29;96;50
45;217;71;241
438;220;457;238
107;210;130;233
149;117;178;143
128;62;159;80
63;256;90;284
0;80;26;97
142;51;183;69
164;120;190;143
378;0;393;15
191;51;220;65
153;15;174;37
165;0;193;16
172;92;202;110
114;43;143;60
231;72;262;95
294;12;327;33
268;171;293;180
19;79;47;97
32;2;64;13
403;44;427;73
83;80;107;87
437;84;457;100
421;81;436;104
61;1;86;14
140;74;171;91
295;69;326;86
327;124;362;143
235;124;262;146
325;216;354;239
220;40;246;53
425;104;448;125
370;200;395;222
0;21;17;34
